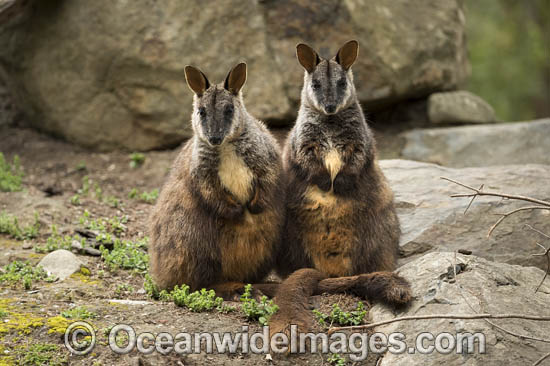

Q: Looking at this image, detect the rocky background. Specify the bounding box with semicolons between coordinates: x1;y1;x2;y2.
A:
0;0;549;365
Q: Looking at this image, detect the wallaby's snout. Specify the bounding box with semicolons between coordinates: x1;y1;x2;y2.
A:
184;63;247;147
296;40;359;116
208;135;223;146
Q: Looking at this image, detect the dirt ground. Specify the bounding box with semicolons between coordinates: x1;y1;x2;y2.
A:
0;126;391;366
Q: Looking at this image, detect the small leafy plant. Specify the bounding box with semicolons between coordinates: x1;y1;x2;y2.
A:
18;343;67;366
129;152;146;168
61;306;97;319
128;188;159;204
313;302;367;328
327;353;347;366
144;274;172;301
100;237;149;273
0;211;40;240
0;152;23;192
0;260;52;289
35;224;78;253
240;284;279;326
171;285;225;312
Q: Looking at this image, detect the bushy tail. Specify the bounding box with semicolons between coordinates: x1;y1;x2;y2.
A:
268;269;412;350
268;269;325;340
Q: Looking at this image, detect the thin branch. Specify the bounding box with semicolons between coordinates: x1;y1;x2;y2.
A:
441;177;550;207
532;242;550;293
534;352;550;366
525;224;550;240
487;206;550;238
328;314;550;334
464;184;484;214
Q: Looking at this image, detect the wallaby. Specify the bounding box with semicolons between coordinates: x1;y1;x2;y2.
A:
148;62;284;299
272;41;411;332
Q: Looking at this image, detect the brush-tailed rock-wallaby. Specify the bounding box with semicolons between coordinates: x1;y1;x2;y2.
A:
148;63;284;299
274;40;411;313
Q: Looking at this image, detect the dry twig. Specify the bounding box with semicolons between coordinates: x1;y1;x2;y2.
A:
534;352;550;366
441;176;550;238
441;177;550;207
327;313;550;334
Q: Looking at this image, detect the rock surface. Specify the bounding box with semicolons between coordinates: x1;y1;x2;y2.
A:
379;159;550;270
0;78;18;126
370;252;550;365
428;90;496;124
37;249;84;280
400;119;550;167
0;0;468;150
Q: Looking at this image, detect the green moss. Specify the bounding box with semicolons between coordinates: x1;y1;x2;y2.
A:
0;300;44;335
0;356;15;366
46;316;72;335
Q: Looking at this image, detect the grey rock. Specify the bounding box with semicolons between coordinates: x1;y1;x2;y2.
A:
379;159;550;270
400;119;550;167
0;0;468;150
0;78;17;126
83;247;101;257
37;249;84;280
371;252;550;365
71;239;101;256
428;90;496;124
107;299;152;306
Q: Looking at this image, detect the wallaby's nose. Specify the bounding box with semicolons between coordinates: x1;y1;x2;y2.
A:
326;105;336;114
209;136;223;145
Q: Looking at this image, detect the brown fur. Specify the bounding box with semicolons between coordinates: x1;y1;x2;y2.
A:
273;42;412;329
148;64;284;299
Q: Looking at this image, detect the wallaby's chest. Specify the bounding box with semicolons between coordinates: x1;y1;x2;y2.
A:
218;144;254;204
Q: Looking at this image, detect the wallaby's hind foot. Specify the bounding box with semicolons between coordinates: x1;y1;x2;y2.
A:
316;271;412;307
351;272;411;307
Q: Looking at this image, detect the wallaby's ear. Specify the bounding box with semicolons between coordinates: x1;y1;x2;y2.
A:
335;40;359;70
296;43;320;73
184;65;210;96
224;62;247;95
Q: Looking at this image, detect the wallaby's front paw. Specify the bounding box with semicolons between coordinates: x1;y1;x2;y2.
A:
246;185;265;214
247;200;265;215
311;172;332;192
219;203;244;220
333;172;357;195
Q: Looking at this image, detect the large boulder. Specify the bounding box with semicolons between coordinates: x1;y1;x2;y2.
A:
428;90;496;124
400;119;550;167
0;0;469;150
379;159;550;270
371;252;550;365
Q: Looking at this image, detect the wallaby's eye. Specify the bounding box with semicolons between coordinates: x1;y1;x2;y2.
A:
198;107;206;118
224;105;234;116
312;80;321;90
337;79;347;88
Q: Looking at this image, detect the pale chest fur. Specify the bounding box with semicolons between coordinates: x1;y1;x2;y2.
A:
303;142;344;206
218;143;254;204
